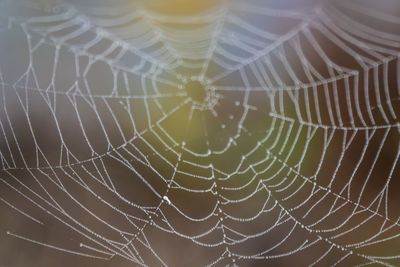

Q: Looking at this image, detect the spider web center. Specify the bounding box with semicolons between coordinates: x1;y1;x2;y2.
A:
185;80;207;103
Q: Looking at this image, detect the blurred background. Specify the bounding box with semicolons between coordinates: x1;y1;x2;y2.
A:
1;0;400;266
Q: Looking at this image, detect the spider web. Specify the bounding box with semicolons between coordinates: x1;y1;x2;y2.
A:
1;0;400;266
